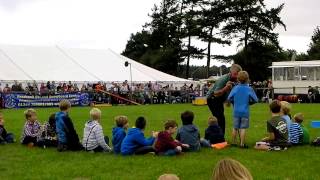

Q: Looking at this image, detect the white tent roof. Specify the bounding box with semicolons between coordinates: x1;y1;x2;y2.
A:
0;44;189;82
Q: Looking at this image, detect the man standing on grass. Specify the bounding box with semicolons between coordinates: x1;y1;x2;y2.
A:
206;64;242;136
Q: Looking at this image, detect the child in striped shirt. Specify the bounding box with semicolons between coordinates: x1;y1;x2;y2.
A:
21;109;42;147
289;113;303;145
82;108;112;152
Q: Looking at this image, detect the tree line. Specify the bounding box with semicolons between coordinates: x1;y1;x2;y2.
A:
122;0;320;81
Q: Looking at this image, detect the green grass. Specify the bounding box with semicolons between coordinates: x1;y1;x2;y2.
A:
1;103;320;180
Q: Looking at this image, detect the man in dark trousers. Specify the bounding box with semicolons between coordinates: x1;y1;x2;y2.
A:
206;64;242;136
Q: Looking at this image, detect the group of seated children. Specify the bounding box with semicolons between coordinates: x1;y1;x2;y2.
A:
255;99;309;151
1;96;311;154
4;98;226;155
118;110;225;155
19;100;81;150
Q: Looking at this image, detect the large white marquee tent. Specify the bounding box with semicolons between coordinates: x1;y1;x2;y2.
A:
0;44;188;83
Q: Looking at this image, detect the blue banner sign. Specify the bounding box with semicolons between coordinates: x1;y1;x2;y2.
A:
4;93;89;108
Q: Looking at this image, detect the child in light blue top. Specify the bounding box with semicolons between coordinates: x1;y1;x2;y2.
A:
280;101;292;142
227;71;258;148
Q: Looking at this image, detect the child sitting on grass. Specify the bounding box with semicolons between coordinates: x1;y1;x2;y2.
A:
155;120;189;156
290;113;309;145
56;99;82;151
227;70;258;148
200;116;225;147
121;116;158;155
255;100;290;151
112;115;129;154
297;113;310;144
280;101;292;142
21;109;42;147
176;110;200;151
0;112;15;144
40;113;58;148
289;113;303;145
82;108;112;152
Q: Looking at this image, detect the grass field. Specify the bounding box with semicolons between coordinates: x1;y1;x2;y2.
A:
1;103;320;180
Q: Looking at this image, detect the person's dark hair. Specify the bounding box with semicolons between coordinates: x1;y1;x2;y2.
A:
48;113;56;127
181;111;194;125
135;116;146;129
269;100;281;113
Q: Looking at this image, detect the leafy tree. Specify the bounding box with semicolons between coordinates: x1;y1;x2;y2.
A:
232;41;285;81
122;31;151;60
122;0;183;74
179;0;205;78
198;0;231;78
223;0;286;50
307;26;320;59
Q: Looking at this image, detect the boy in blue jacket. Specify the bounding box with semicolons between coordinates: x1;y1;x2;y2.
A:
121;117;158;155
56;100;82;151
112;115;129;154
227;71;258;148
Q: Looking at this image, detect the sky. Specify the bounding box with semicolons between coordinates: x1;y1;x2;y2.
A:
0;0;319;67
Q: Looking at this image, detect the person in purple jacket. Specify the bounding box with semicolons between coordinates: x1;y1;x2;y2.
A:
227;71;258;148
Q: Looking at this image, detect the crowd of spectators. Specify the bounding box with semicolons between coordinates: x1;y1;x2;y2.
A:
0;80;209;106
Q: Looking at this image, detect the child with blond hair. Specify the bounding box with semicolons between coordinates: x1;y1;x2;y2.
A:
158;174;180;180
21;109;41;147
280;101;292;142
212;158;253;180
112;115;129;154
82;108;112;152
227;71;258;148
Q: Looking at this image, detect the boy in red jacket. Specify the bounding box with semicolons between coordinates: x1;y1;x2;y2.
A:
155;120;189;156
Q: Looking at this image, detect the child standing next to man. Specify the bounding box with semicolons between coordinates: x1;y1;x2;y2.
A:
227;71;258;148
21;109;42;147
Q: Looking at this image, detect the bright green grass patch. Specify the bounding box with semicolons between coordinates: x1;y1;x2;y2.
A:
1;103;320;180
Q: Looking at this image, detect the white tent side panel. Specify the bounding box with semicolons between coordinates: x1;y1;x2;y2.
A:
0;51;31;81
0;45;98;82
